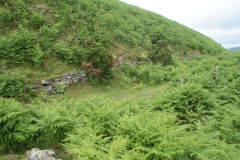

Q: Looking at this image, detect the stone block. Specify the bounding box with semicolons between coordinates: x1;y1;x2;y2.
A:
72;78;79;84
43;85;53;92
65;79;73;85
66;75;72;79
79;70;87;77
55;78;60;82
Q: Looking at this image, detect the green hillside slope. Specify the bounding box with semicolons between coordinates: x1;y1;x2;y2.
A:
0;0;225;77
2;1;240;159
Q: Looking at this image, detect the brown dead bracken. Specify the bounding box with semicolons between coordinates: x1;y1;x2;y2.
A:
82;62;103;76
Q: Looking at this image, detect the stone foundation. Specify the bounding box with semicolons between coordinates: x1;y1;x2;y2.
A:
33;71;88;92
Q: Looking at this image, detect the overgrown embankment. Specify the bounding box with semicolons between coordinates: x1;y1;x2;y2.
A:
0;0;225;81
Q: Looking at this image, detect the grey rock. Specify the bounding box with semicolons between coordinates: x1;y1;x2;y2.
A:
55;78;60;82
36;5;44;10
72;78;79;84
28;7;36;11
65;79;73;85
41;80;49;85
79;71;87;77
25;148;58;160
66;75;72;79
43;85;53;92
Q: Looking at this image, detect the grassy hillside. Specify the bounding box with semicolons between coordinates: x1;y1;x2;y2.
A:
0;0;225;80
2;0;240;160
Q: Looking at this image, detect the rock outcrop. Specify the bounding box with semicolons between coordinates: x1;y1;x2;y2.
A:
25;148;61;160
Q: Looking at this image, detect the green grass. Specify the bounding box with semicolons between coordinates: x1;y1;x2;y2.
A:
66;82;168;103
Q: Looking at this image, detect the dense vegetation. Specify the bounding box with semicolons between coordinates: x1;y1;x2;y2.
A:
0;0;225;79
1;0;239;159
1;52;240;159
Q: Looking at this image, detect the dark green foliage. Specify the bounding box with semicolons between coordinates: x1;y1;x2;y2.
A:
0;98;40;153
154;83;216;124
122;63;169;85
0;98;76;153
30;12;47;30
39;25;60;52
210;107;240;147
0;72;35;102
0;8;13;27
149;48;174;65
0;29;43;66
0;0;28;28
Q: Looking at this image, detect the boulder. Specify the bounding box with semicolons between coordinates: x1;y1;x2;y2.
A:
36;5;44;10
41;80;49;86
65;79;73;85
28;7;36;11
55;78;60;82
72;77;79;84
66;75;72;79
43;85;53;92
79;71;87;77
25;148;61;160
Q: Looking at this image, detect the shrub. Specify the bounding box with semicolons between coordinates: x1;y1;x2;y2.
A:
63;97;239;160
0;29;44;66
209;106;240;147
0;98;40;153
0;8;13;28
2;0;28;24
0;72;35;102
122;63;167;85
153;83;216;124
0;98;76;153
149;48;173;65
53;43;75;63
30;12;46;30
39;25;60;52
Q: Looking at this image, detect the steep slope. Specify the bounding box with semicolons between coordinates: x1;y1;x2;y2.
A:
0;0;225;78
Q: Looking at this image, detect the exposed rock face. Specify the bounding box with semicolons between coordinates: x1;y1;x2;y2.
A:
25;148;61;160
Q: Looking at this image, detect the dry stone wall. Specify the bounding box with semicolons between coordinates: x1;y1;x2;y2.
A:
33;71;88;92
